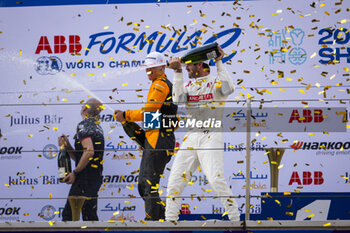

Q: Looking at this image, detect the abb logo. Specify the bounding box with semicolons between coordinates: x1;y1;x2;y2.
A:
35;35;82;54
289;109;324;123
289;171;324;185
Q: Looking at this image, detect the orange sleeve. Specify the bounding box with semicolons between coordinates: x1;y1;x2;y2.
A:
125;79;169;122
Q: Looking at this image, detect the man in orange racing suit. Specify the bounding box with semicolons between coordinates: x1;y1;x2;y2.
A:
114;52;178;221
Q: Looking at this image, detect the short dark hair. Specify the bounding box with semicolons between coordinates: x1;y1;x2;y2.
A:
202;62;210;73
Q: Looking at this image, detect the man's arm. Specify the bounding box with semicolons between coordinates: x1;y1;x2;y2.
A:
215;46;235;96
123;79;170;122
63;137;94;184
168;57;187;104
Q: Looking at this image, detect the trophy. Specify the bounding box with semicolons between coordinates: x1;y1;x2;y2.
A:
68;196;86;221
265;148;285;192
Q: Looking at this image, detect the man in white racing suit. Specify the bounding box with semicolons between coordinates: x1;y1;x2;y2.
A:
165;45;240;221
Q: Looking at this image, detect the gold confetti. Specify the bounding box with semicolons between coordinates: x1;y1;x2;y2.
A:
86;9;93;12
28;134;33;137
49;193;52;199
113;211;119;215
323;222;331;227
285;212;294;216
275;200;281;206
81;226;87;229
104;26;109;30
122;83;128;86
19;50;22;55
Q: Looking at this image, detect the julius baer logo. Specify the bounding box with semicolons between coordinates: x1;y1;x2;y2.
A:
33;28;242;75
143;110;221;129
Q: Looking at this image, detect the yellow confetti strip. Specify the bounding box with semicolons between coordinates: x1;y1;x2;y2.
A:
81;226;87;229
140;220;147;224
28;134;33;137
323;222;331;227
86;9;93;12
122;83;128;86
285;212;294;216
19;50;22;55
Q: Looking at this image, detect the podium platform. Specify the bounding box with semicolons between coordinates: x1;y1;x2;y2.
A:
0;220;350;232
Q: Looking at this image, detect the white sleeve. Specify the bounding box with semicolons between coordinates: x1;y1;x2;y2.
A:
172;71;188;104
216;60;235;96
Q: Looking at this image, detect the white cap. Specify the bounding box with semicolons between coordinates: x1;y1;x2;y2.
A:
142;52;166;68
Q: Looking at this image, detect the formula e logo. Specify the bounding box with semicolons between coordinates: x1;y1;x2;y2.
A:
43;144;58;160
143;110;161;129
40;205;57;221
35;56;62;75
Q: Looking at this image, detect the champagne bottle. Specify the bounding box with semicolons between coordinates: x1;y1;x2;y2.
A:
58;146;72;183
122;121;145;148
180;42;220;64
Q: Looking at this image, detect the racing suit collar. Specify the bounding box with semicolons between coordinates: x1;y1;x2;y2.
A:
152;73;167;82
